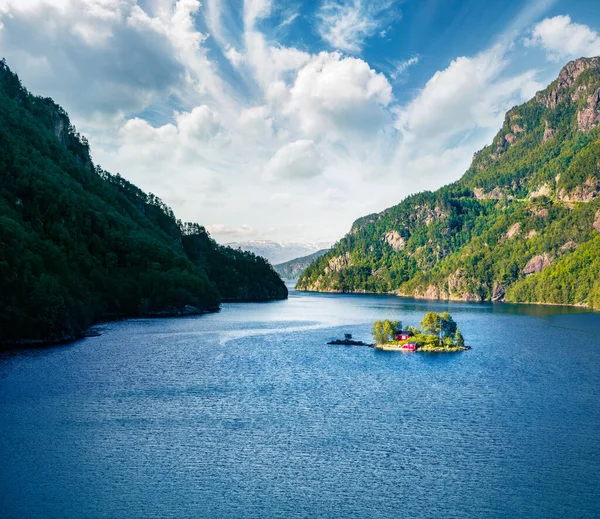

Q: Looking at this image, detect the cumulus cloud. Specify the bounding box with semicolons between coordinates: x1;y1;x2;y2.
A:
176;106;223;142
317;0;399;53
265;140;323;181
0;0;185;118
282;52;394;140
396;45;541;144
525;15;600;61
0;0;574;244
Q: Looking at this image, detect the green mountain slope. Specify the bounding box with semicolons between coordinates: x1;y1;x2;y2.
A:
0;60;286;345
298;57;600;310
274;249;329;280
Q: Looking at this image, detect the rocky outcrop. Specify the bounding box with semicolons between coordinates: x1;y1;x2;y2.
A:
559;57;600;88
530;204;549;217
473;187;506;200
529;184;552;199
420;285;446;300
543;121;556;142
523;254;553;275
537;57;600;110
560;241;578;253
492;283;506;302
324;252;352;274
503;222;521;240
577;87;600;132
414;205;446;225
558;177;599;202
384;230;406;251
594;210;600;231
447;269;484;301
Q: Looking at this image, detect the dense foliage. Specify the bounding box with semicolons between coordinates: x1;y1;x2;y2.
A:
372;312;466;350
371;319;400;344
0;61;286;344
298;57;600;310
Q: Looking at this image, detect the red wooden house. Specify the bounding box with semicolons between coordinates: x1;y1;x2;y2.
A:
395;331;413;341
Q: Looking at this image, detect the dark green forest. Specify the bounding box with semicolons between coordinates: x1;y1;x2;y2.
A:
0;60;286;345
298;57;600;310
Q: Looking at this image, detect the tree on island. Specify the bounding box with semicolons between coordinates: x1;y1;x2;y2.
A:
372;319;401;344
440;312;457;338
422;312;458;345
371;314;467;350
421;312;441;337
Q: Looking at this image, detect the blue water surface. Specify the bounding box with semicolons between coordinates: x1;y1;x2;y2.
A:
1;288;599;518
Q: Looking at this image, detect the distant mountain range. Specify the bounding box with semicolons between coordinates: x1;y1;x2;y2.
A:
226;240;332;264
298;57;600;310
274;249;330;280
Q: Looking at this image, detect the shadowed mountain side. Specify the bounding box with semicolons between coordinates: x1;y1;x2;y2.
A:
0;60;286;345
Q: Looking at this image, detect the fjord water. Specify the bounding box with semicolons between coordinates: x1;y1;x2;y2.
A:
1;288;599;518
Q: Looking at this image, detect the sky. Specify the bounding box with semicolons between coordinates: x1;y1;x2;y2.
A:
1;0;600;245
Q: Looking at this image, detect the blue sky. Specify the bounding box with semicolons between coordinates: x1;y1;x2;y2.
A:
1;0;600;245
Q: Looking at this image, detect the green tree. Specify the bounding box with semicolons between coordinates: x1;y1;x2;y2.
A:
372;319;401;344
440;312;457;338
372;320;385;344
421;312;441;336
382;319;400;343
455;328;465;347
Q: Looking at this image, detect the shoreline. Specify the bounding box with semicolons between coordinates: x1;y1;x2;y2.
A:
374;344;470;352
0;292;291;351
294;287;594;311
0;307;217;351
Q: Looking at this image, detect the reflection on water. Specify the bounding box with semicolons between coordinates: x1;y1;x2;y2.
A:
1;289;599;518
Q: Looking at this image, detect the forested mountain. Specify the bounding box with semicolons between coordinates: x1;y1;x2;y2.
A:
274;249;329;280
298;57;600;310
0;60;286;345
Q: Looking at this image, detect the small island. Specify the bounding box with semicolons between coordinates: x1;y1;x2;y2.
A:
372;312;470;352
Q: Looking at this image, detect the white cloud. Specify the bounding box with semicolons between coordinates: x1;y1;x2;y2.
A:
391;56;419;79
265;140;323;181
237;106;274;139
397;45;540;143
176;105;223;142
0;0;68;9
0;0;184;118
525;15;600;61
244;0;272;29
283;52;393;140
317;0;399;53
205;223;255;237
0;0;573;245
225;44;245;67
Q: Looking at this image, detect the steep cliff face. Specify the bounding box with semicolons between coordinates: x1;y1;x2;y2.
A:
298;57;600;309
